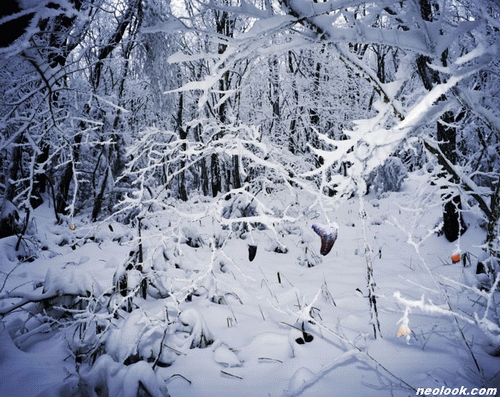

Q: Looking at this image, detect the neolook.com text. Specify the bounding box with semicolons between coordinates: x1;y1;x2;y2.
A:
416;386;497;396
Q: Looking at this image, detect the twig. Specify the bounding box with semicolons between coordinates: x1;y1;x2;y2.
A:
221;370;243;379
0;262;24;294
167;374;191;384
152;326;169;370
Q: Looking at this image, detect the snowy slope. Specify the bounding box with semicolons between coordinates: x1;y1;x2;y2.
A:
0;172;499;397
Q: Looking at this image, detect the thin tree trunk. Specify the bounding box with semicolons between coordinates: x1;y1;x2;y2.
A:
177;93;189;201
487;183;500;259
56;133;82;215
417;0;466;242
211;153;222;197
30;143;49;208
437;111;467;241
232;154;241;189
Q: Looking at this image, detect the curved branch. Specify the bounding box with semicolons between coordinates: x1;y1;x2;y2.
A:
422;138;492;220
0;290;57;316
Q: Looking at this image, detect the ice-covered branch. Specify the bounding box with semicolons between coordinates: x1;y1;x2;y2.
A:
422;138;493;220
393;291;475;325
394;274;500;352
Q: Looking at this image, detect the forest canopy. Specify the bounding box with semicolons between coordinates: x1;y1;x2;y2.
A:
1;0;499;251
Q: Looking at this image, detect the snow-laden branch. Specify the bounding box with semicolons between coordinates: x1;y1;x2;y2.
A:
453;86;500;138
395;262;500;349
422;138;493;220
281;0;432;54
283;349;359;397
162;0;478;113
393;291;475;325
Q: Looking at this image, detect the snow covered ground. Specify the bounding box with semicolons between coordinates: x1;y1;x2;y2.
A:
1;172;499;397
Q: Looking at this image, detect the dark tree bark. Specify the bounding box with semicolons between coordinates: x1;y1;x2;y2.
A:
487;183;500;259
211;153;222;197
56;133;82;215
416;0;467;242
437;111;467;241
231;154;241;190
206;5;241;196
269;56;281;134
177;93;189;202
30;143;50;209
0;0;35;48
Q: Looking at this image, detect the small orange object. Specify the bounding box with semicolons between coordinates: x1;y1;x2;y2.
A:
397;324;411;338
69;224;76;231
451;252;461;263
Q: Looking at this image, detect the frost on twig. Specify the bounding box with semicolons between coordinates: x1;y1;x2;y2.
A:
394;271;500;354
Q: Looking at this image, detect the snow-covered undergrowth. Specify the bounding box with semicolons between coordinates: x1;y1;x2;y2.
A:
1;172;499;397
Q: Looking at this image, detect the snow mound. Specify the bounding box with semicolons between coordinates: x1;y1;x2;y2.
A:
239;332;294;363
43;265;103;297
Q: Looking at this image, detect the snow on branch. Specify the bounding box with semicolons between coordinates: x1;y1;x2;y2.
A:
453;86;500;138
422;137;493;220
394;273;500;349
393;291;474;325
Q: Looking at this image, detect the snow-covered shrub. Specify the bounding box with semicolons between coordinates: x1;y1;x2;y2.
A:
475;253;500;292
112;266;146;311
104;310;175;366
71;305;213;395
74;307;214;368
0;265;107;353
0;200;22;238
221;193;265;235
296;235;321;267
0;235;38;263
367;156;408;195
78;354;168;397
180;226;204;248
178;308;214;348
39;266;104;319
297;245;321;268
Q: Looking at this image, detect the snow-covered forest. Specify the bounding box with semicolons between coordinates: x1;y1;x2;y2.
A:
1;0;500;396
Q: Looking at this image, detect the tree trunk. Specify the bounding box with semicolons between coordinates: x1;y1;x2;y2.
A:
211;153;222;197
232;154;241;189
30;143;50;209
437;111;467;241
487;183;500;259
177;93;189;201
417;0;466;242
92;166;110;221
56;133;82;215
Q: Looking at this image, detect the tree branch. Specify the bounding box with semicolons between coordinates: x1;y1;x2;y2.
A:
422;138;492;220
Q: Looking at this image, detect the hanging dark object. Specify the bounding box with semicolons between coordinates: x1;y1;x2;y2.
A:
248;244;258;261
312;223;338;256
295;322;314;345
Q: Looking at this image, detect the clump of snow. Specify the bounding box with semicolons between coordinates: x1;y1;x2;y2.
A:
43;265;103;297
213;343;242;367
178;308;214;349
239;332;294;363
286;367;316;395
